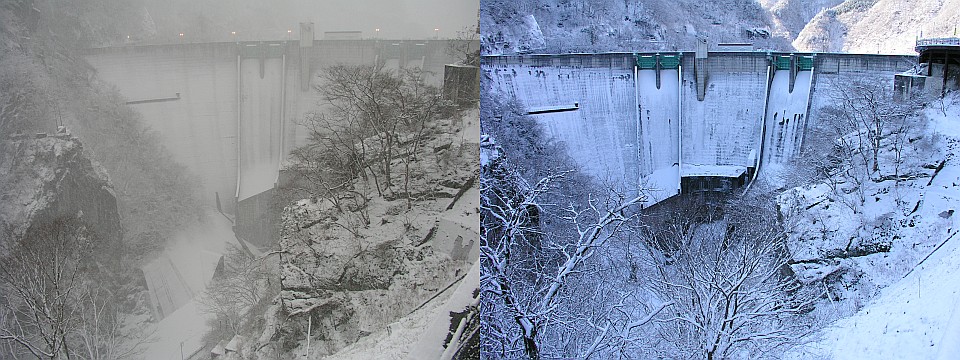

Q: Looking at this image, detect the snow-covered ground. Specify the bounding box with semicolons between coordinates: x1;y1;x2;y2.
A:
139;210;239;359
140;300;215;360
277;108;480;358
782;94;960;359
407;260;479;359
321;261;478;360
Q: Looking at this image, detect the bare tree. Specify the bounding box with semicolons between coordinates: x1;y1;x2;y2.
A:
0;218;148;360
446;24;480;67
73;284;152;360
480;160;656;358
824;79;916;179
292;64;448;204
287;113;365;210
0;219;88;359
198;245;275;337
813;78;922;213
641;199;814;360
318;64;404;193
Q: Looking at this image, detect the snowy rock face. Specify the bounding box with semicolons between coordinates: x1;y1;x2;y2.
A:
273;107;479;357
277;198;466;355
276;186;477;354
794;0;960;54
481;0;791;54
0;134;121;252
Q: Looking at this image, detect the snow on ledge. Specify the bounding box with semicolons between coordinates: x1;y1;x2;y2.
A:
680;164;747;178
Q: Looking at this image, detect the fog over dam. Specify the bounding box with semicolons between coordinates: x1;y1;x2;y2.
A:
482;51;915;207
82;35;472;244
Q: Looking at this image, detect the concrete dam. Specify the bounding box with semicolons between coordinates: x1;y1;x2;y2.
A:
83;35;472;246
481;50;915;207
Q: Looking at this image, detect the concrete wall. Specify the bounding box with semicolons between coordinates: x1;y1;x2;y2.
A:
637;68;680;206
85;43;240;214
482;54;640;193
483;52;916;206
237;55;283;202
84;40;470;217
815;54;916;74
680;52;768;169
763;69;813;164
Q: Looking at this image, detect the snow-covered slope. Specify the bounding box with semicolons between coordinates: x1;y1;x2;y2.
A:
482;0;957;55
783;94;960;359
794;0;960;54
480;0;792;54
759;0;846;40
270;108;480;358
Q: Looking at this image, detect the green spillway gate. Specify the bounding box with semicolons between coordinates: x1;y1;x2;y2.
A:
773;55;791;70
659;55;681;69
635;54;682;90
797;56;814;70
636;55;657;69
635;54;681;69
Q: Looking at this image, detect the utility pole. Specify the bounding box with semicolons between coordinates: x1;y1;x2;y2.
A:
305;315;311;358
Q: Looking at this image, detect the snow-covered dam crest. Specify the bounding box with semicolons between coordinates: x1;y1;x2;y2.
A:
482;51;914;207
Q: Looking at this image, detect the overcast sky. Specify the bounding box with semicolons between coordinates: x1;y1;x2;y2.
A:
308;0;479;39
146;0;479;41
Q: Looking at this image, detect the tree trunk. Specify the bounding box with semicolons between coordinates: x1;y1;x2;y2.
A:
522;332;539;360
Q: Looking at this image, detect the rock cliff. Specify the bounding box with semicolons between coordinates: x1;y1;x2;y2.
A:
0;131;121;253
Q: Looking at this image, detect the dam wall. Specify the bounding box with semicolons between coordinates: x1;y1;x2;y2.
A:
680;52;768;172
84;40;468;216
481;54;640;192
482;52;915;206
84;39;472;246
636;67;680;205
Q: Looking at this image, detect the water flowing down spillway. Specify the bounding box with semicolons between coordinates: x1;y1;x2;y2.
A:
237;56;284;201
763;69;813;165
636;68;680;206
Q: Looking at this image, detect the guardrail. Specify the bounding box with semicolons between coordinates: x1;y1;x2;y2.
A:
917;37;960;47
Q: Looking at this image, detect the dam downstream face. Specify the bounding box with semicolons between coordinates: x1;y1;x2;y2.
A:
238;56;284;201
491;57;640;194
83;40;468;220
636;68;680;206
482;52;915;207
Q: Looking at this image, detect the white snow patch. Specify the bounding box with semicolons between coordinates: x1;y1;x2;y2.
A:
785;94;960;359
680;164;747;177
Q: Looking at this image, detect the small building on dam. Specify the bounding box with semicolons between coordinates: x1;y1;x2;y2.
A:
896;37;960;99
481;41;917;208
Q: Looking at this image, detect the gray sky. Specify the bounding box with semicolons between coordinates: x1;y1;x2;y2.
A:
307;0;479;39
146;0;478;41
